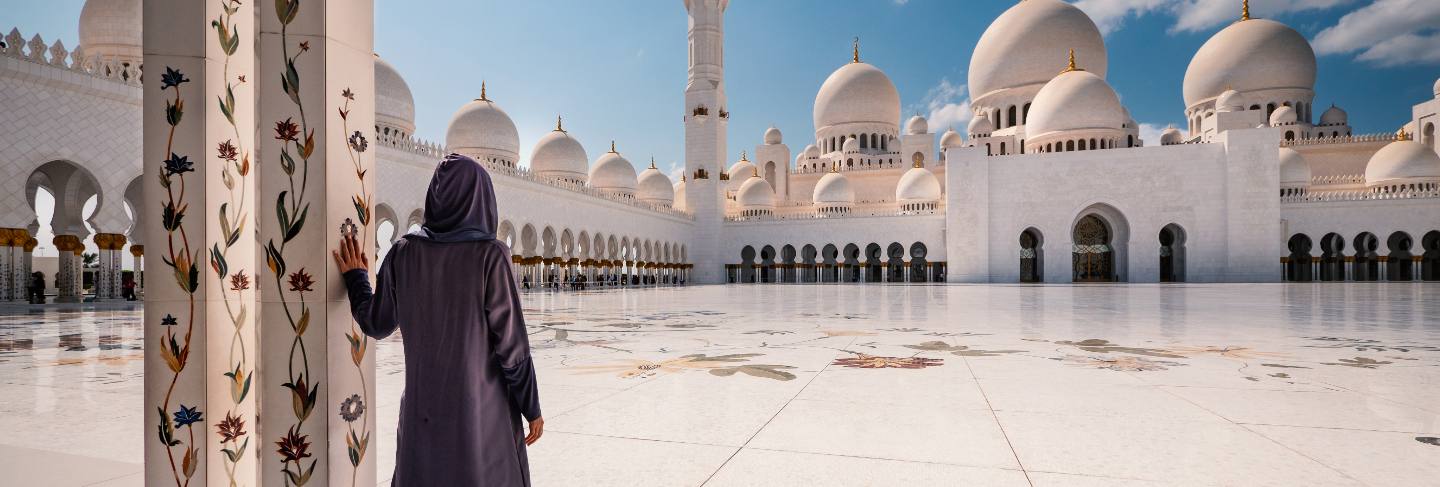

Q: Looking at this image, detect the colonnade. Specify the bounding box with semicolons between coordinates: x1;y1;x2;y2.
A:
726;261;947;284
514;256;693;289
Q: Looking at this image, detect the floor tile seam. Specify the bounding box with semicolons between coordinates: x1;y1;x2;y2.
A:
960;351;1034;487
699;336;852;487
542;377;662;422
1021;468;1166;483
81;470;145;486
539;429;740;450
1314;380;1440;415
732;446;1032;473
1235;421;1440;435
1235;423;1373;487
1154;381;1365;485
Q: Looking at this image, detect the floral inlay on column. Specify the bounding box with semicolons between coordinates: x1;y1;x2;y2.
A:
338;86;373;485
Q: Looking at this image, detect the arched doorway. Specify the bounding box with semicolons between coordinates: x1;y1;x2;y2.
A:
864;243;882;282
801;245;818;283
1319;233;1346;282
1386;232;1414;282
909;242;928;282
740;246;756;283
1422;231;1440;281
842;244;860;282
1286;234;1314;282
781;244;797;283
1159;224;1186;283
886;242;905;282
760;245;776;283
1353;233;1379;281
1020;228;1043;283
1072;215;1115;282
821;244;839;282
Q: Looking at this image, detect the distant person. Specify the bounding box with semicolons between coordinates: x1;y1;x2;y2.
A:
122;279;137;301
29;272;46;304
334;154;542;486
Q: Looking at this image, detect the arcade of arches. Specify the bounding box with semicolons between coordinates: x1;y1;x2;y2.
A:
1286;230;1440;282
728;242;945;284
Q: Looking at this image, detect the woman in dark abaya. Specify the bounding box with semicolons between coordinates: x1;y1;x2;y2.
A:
334;153;543;486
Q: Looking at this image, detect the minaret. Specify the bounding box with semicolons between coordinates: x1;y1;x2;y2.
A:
683;0;729;284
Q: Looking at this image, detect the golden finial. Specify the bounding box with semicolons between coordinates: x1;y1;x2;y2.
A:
649;157;657;169
740;150;748;161
1241;0;1251;21
556;115;564;132
1060;49;1082;74
852;37;860;63
479;81;489;101
752;167;760;178
609;140;617;153
1396;127;1410;141
829;162;839;173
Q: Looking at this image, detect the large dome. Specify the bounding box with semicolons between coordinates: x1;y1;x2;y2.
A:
1183;18;1316;108
813;62;901;131
375;55;416;136
79;0;142;64
813;169;855;206
1024;70;1127;140
1279;148;1311;188
969;0;1107;102
445;87;520;159
737;173;776;210
1365;139;1440;188
589;143;638;194
636;161;675;205
530;120;588;183
1318;105;1347;126
896;165;941;203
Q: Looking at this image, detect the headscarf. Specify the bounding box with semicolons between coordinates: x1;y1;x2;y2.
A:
406;153;497;242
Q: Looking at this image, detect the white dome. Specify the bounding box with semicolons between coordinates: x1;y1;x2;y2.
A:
812;170;855;206
841;136;860;153
1025;70;1127;140
896;166;941;203
588;144;638;194
672;178;688;211
968;113;995;137
374;56;416;135
1160;127;1183;145
79;0;142;64
905;115;929;135
1319;105;1348;126
804;144;820;158
969;0;1107;102
1434;77;1440;98
1216;89;1245;112
445;89;520;159
530;123;588;182
1279;148;1311;187
726;153;755;180
1365;139;1440;187
940;128;965;148
814;62;901;131
1269;106;1297;126
764;127;783;145
736;174;776;209
636;162;675;205
1183;18;1316;108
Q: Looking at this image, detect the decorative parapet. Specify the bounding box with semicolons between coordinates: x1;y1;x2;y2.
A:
1282;133;1394;147
1282;186;1440;204
375;131;445;158
2;27;141;86
1311;174;1365;186
726;200;944;222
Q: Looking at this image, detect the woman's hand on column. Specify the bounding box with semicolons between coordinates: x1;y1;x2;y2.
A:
332;233;369;275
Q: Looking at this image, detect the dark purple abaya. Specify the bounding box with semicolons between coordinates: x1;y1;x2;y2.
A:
343;153;541;486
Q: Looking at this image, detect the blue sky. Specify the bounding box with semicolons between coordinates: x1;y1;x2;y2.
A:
9;0;1440;182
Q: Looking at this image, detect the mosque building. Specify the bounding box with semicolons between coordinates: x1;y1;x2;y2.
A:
1;0;1438;299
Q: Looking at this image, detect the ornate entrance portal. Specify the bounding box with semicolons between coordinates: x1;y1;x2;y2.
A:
1072;215;1114;282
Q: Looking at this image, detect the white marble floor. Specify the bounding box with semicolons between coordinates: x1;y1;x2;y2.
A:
2;284;1439;486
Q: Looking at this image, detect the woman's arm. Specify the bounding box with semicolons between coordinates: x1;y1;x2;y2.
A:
334;234;399;339
484;245;542;423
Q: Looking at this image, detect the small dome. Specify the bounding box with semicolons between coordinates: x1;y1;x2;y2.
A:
940;127;965;148
374;55;416;136
1216;89;1245;112
841;136;860;153
1279;148;1311;188
764;127;783;145
529;121;588;183
1269;106;1297;126
737;173;776;210
445;87;520;160
969;0;1108;102
672;178;688;212
1160;127;1183;145
79;0;142;64
905;115;929;135
814;62;901;131
968;113;995;137
1433;77;1440;98
812;169;855;206
1365;139;1440;187
1184;18;1317;109
588;143;638;194
636;161;675;205
1025;70;1127;140
1318;105;1348;126
726;152;755;181
895;165;941;203
804;144;820;158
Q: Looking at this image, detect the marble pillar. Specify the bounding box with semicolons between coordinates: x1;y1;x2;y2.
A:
0;229;14;301
22;238;36;300
130;245;145;299
53;235;84;302
256;0;377;485
143;0;259;485
93;233;126;300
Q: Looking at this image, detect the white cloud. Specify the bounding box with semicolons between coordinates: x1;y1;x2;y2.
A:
919;77;972;134
1067;0;1352;35
1313;0;1440;66
1137;122;1175;147
893;0;909;5
1072;0;1169;34
666;161;684;182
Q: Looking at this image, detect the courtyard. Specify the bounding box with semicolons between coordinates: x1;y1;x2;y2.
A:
1;283;1438;486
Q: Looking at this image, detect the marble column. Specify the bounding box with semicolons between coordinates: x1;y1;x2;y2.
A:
143;0;259;485
53;235;84;302
130;245;145;299
256;0;377;485
93;233;127;300
0;229;14;301
22;238;36;300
